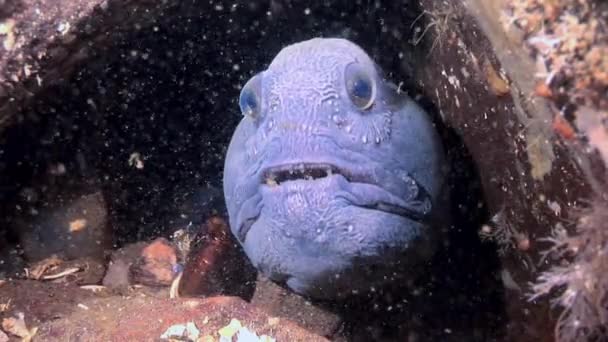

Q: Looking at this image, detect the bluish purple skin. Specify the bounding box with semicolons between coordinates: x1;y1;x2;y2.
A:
223;38;448;300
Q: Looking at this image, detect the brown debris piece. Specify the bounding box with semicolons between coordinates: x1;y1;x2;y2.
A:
534;81;553;98
26;255;105;285
27;254;63;280
552;115;576;140
483;59;510;96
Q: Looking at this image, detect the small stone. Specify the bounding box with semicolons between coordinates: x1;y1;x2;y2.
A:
130;238;179;287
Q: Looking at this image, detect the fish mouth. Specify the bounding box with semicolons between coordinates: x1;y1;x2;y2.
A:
258;162;432;222
261;162;371;187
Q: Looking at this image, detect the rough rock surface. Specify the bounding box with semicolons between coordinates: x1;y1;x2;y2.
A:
0;280;327;341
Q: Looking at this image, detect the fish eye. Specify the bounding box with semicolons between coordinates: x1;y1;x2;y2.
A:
345;63;376;110
239;74;263;119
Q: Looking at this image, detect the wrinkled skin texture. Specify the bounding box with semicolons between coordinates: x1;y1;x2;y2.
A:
223;38;447;299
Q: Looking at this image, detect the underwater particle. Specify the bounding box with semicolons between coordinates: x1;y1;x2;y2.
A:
548;200;562;216
56;22;70;35
69;218;88;232
128;152;144;169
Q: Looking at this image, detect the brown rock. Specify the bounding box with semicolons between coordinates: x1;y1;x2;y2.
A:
102;241;146;290
102;258;130;291
129;237;179;287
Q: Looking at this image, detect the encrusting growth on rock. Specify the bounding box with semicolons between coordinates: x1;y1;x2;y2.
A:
505;0;608;111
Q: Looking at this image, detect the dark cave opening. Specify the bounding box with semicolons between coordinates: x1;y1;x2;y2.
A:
0;1;506;340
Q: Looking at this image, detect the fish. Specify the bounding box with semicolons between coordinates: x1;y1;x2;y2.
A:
223;38;448;300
